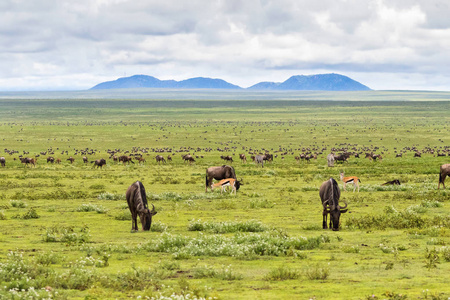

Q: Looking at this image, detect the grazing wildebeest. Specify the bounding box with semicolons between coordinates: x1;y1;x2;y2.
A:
0;157;5;167
83;156;88;164
319;178;348;231
119;155;134;165
334;153;350;163
56;158;61;164
67;157;75;164
340;171;361;192
167;155;172;162
205;165;236;192
438;164;450;189
211;178;242;195
263;154;273;162
327;153;335;167
46;156;55;163
239;153;246;163
414;152;422;158
21;157;36;167
381;179;401;186
254;155;264;167
137;157;146;164
126;181;157;231
92;158;106;169
155;155;166;164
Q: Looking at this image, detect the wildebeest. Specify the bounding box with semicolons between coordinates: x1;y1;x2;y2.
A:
67;157;75;164
56;158;61;164
46;156;55;163
0;157;5;167
83;156;88;164
334;153;350;163
221;155;233;163
438;163;450;189
239;153;246;163
319;178;348;231
381;179;401;186
92;159;106;169
205;165;236;192
211;178;242;195
21;157;36;167
126;181;157;231
119;155;134;165
327;153;335;167
155;155;166;164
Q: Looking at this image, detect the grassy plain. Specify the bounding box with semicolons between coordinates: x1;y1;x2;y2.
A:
0;90;449;299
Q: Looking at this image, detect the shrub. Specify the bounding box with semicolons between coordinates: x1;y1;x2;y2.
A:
188;219;270;234
98;192;126;201
264;266;301;281
305;264;329;280
76;203;107;214
193;264;243;280
22;208;40;219
0;211;6;220
42;226;91;245
10;200;27;208
151;222;168;233
249;198;274;209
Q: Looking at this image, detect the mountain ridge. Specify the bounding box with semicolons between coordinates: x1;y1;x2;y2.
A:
90;73;371;91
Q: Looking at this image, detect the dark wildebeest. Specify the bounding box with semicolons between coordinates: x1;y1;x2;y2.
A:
126;181;157;231
67;157;75;164
0;157;5;167
239;153;246;163
334;153;350;163
155;155;166;164
46;156;55;163
119;155;134;165
319;178;348;231
263;154;273;162
438;164;450;189
83;156;88;164
167;155;172;162
205;165;236;192
92;159;106;169
381;179;401;186
221;155;233;163
21;157;36;167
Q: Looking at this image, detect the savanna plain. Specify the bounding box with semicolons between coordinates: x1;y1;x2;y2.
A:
0;90;449;300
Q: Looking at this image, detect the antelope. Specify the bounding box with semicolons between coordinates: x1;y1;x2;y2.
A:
339;172;360;192
211;178;241;195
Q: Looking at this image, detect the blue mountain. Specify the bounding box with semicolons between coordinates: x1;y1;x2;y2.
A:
91;73;371;91
90;75;241;90
248;74;370;91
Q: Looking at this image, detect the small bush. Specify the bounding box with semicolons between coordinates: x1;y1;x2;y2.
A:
76;203;107;214
22;208;40;219
188;219;269;233
249;198;274;209
0;211;6;220
113;210;132;221
193;264;243;280
10;200;27;208
264;266;301;281
151;222;168;232
305;264;329;280
42;225;91;245
98;192;126;201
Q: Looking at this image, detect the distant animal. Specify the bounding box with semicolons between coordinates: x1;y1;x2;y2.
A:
46;156;55;163
155;155;166;164
0;157;5;167
92;158;106;169
221;155;233;163
211;178;242;195
167;155;172;162
263;154;273;162
21;157;36;167
239;153;246;163
381;179;401;186
438;164;450;189
126;181;157;231
340;172;360;192
414;152;422;158
137;157;146;164
56;158;61;164
206;165;237;192
119;155;134;165
83;156;88;164
182;154;195;164
67;157;75;164
334;153;350;163
319;178;348;231
254;155;264;167
327;153;335;167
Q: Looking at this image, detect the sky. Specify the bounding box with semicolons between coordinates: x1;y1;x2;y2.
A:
1;0;450;91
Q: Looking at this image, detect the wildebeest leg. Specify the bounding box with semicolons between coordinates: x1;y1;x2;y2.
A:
132;213;138;232
322;210;328;229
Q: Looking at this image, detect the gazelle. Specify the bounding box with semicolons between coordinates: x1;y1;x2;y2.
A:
339;172;360;192
211;178;241;195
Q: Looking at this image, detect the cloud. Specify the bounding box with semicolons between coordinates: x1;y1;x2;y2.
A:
0;0;450;90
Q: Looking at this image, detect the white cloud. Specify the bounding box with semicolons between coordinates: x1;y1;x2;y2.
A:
0;0;450;90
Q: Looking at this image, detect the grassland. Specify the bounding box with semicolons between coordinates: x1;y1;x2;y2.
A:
0;90;449;299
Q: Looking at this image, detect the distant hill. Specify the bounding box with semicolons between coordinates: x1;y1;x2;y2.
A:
91;73;370;91
90;75;241;90
248;74;371;91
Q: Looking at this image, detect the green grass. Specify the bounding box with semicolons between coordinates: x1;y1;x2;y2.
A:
0;91;449;299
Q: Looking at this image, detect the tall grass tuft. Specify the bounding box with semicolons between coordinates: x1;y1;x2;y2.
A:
188;219;270;233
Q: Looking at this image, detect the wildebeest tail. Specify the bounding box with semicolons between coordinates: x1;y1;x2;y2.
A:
137;181;148;208
439;172;443;183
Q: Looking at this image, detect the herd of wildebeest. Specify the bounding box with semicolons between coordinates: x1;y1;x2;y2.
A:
1;144;450;232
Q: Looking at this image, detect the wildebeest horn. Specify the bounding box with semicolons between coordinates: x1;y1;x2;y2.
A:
151;204;155;212
339;200;348;212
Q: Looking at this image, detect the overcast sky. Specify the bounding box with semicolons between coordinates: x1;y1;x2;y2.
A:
1;0;450;91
